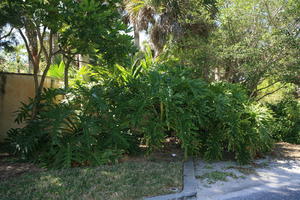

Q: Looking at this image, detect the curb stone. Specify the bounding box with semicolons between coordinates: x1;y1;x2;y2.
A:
144;159;198;200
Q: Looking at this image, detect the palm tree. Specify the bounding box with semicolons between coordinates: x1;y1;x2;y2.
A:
124;0;175;55
123;0;217;56
124;0;155;48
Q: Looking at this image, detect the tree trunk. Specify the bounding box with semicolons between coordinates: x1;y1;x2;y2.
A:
25;21;39;94
214;67;220;81
21;23;54;120
23;21;41;120
134;26;140;48
51;33;59;63
28;55;33;73
64;59;71;89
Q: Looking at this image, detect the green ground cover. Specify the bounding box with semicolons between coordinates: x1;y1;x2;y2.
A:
0;161;182;200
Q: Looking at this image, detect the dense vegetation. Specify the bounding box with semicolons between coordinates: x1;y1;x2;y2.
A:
8;60;275;167
1;0;299;168
268;99;300;144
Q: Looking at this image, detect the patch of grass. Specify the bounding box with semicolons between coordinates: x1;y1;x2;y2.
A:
0;161;182;200
253;162;269;168
237;168;256;175
226;166;257;175
196;171;239;184
203;164;213;169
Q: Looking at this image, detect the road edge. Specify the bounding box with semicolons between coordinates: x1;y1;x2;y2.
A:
144;159;198;200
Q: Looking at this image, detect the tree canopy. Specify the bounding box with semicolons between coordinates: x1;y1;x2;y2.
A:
155;0;300;97
1;0;299;99
0;0;135;117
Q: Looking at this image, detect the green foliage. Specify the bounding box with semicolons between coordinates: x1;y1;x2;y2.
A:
268;98;300;144
213;0;300;93
256;80;297;104
7;87;136;168
196;171;239;184
56;0;135;66
8;60;275;167
124;0;216;55
0;45;27;73
161;0;300;97
47;61;65;79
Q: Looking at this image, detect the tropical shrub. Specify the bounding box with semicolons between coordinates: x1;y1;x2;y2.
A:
7;65;275;167
7;87;139;168
268;98;300;144
130;71;274;163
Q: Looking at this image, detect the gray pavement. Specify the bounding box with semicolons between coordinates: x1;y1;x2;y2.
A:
144;158;300;200
145;160;197;200
194;159;300;200
223;184;300;200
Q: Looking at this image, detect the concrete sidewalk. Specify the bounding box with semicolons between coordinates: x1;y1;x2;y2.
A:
194;158;300;200
144;156;300;200
144;160;197;200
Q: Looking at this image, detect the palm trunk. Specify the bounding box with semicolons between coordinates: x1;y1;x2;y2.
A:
134;26;140;48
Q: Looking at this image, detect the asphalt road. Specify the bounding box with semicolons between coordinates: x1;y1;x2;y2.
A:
224;184;300;200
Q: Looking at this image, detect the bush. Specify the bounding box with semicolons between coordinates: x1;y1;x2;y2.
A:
268;98;300;144
7;87;139;168
129;72;274;164
7;67;275;168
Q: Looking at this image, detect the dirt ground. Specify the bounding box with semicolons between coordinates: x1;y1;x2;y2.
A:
0;152;44;181
0;142;299;182
269;142;300;160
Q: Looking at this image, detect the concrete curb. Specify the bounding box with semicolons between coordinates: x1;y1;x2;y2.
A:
144;159;198;200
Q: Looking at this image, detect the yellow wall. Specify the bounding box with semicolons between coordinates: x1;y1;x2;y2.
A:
0;73;62;142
